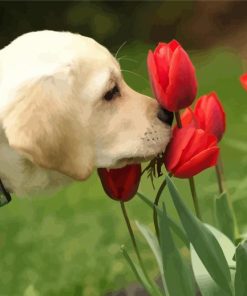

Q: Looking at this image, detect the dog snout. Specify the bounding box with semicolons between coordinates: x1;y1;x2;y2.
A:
157;106;174;126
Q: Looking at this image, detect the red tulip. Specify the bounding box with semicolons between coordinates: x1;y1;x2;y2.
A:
176;107;199;129
164;127;219;178
240;73;247;91
178;92;226;142
147;40;197;112
97;164;141;202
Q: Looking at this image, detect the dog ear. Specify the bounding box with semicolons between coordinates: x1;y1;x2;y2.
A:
2;68;94;181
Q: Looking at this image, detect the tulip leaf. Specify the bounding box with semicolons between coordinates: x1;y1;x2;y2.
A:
121;246;162;296
205;224;236;267
135;221;169;296
157;203;195;296
137;192;189;246
137;192;156;208
214;191;237;242
191;224;236;296
234;240;247;296
235;232;247;245
166;176;233;295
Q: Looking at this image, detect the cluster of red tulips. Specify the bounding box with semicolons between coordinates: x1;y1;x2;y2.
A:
98;40;226;202
97;40;247;296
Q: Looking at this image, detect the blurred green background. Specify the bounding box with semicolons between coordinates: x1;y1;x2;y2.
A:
0;1;247;295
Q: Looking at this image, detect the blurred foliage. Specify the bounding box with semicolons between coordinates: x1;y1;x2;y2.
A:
0;1;247;296
1;1;247;51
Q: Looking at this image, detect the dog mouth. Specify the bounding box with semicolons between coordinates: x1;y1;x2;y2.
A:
121;155;155;163
112;154;158;168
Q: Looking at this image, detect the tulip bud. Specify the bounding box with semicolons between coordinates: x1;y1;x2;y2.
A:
240;73;247;91
173;107;199;132
193;92;226;141
177;92;226;142
147;40;197;112
164;127;219;178
97;164;141;202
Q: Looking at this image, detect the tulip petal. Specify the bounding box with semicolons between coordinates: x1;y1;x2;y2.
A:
240;73;247;91
154;43;171;91
193;94;207;130
97;164;141;202
154;42;166;55
177;129;218;166
173;108;199;133
168;39;180;52
180;108;195;127
147;50;166;106
194;92;226;141
173;146;219;178
165;46;197;111
164;127;195;171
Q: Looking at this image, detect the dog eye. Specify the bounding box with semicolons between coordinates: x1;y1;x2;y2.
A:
104;85;120;101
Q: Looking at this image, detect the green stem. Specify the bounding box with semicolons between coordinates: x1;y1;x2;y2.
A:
215;160;224;194
120;202;153;287
215;155;239;238
189;177;202;220
153;178;167;240
153;173;173;241
215;155;233;207
218;154;225;178
175;111;182;128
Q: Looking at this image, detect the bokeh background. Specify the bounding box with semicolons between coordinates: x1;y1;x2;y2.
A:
0;1;247;295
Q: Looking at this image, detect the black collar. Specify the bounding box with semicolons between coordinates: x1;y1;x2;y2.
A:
0;178;12;207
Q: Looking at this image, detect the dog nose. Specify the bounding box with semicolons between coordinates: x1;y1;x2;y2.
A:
157;107;174;126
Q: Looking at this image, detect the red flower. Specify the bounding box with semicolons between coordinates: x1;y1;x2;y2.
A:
177;107;199;128
164;127;219;178
97;164;141;202
240;73;247;91
147;40;197;112
178;92;226;141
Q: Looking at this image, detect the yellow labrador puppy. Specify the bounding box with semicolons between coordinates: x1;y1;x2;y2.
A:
0;30;173;198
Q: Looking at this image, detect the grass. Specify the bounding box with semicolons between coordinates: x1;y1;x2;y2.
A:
0;42;247;296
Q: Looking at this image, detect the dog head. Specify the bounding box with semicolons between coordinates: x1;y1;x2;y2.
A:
0;31;173;181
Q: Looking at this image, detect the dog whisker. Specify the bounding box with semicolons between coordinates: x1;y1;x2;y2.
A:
114;41;128;59
121;69;149;84
117;56;138;64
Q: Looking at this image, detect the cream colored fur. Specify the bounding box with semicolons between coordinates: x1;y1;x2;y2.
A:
0;30;171;198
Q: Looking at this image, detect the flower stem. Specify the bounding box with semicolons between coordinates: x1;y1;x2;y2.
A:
153;173;173;241
215;154;231;205
175;111;182;128
120;202;151;284
214;155;240;240
153;178;167;240
215;159;224;194
189;177;202;220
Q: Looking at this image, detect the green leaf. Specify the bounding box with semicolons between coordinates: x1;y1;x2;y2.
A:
166;176;233;295
135;221;169;295
167;215;189;247
235;240;247;296
158;203;195;296
137;192;189;246
137;192;154;208
121;245;161;296
235;232;247;245
191;224;236;296
214;192;237;242
206;225;236;267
